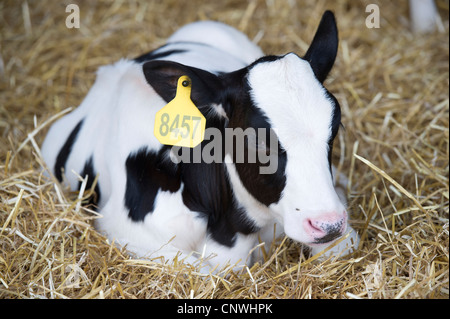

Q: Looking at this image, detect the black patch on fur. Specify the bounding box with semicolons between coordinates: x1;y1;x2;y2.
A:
125;146;181;222
303;11;338;83
326;92;342;173
221;66;287;206
79;156;101;209
134;47;187;63
135;41;221;64
54;119;83;182
181;158;259;247
143;60;222;107
249;54;283;67
123;127;258;246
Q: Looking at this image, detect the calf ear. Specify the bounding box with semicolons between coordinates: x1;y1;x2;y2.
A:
303;10;338;83
143;60;222;106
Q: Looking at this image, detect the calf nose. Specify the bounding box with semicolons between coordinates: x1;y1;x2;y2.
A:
304;212;347;244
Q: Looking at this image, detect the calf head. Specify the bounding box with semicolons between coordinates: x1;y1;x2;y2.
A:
143;11;347;249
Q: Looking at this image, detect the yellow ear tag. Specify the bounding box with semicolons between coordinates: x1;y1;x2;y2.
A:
154;75;206;148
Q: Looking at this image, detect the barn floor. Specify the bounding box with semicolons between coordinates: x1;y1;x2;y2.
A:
0;0;448;299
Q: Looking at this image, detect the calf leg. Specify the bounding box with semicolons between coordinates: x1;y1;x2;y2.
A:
199;233;259;274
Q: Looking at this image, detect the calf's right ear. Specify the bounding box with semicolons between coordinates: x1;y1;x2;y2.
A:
143;60;222;107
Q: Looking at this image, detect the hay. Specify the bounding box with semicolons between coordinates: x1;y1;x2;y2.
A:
0;0;448;299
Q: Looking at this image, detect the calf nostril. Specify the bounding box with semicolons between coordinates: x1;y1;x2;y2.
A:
308;219;323;232
304;214;348;244
313;220;345;244
304;218;326;237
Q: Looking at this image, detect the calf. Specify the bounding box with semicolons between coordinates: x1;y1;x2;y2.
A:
42;11;359;271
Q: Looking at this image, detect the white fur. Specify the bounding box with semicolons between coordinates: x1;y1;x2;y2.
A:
409;0;438;33
167;21;264;65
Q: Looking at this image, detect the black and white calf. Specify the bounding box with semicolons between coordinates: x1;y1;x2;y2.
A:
42;11;359;270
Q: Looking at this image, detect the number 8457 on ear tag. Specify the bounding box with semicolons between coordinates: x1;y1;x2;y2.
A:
154;75;206;148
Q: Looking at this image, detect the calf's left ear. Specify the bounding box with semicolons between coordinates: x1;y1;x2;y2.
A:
303;10;338;83
143;60;222;106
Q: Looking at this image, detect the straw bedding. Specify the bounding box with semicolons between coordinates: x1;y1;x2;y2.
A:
0;0;448;299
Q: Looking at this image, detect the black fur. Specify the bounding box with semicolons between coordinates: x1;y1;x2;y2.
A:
125;146;181;222
124;143;258;246
134;46;187;63
181;159;259;247
79;156;101;209
143;60;222;107
220;65;288;206
303;10;338;83
54;119;83;182
135;41;220;64
326;92;342;173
